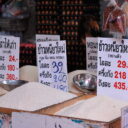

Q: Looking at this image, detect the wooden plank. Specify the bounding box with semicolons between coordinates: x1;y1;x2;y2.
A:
109;118;121;128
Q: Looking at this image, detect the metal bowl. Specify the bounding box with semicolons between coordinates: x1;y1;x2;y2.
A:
0;80;28;91
73;73;97;92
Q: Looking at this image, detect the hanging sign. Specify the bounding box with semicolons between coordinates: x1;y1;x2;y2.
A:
0;35;20;81
86;37;98;73
12;112;84;128
36;34;60;43
36;41;68;92
97;37;128;101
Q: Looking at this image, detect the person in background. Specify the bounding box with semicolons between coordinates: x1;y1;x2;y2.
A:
77;14;100;69
78;14;100;45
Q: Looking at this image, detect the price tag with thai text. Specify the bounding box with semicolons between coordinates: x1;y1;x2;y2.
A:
97;38;128;101
12;112;45;128
121;106;128;128
12;112;84;128
36;34;60;42
0;35;20;81
0;113;11;128
36;41;68;92
86;37;98;73
46;116;84;128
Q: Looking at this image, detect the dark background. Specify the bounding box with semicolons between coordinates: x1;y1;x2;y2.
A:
0;0;124;72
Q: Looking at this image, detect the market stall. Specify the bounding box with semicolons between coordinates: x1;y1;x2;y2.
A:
0;0;127;128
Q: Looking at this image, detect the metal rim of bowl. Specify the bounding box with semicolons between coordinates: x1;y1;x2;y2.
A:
73;73;97;92
0;80;28;91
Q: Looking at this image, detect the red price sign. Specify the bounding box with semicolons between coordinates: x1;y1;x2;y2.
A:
114;71;126;79
113;60;128;91
97;38;128;101
0;35;20;81
117;60;128;68
114;82;127;90
6;73;18;80
9;55;16;62
7;65;16;71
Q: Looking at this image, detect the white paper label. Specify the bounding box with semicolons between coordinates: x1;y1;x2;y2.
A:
12;112;84;128
121;106;128;128
0;113;11;128
53;118;84;128
86;37;98;73
36;41;68;92
0;35;20;81
12;112;45;128
97;38;128;101
36;34;60;42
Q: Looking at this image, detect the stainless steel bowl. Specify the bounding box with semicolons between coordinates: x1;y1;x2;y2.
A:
73;73;97;92
0;80;28;91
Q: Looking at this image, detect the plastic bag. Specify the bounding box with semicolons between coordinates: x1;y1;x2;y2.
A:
103;0;127;38
121;0;128;38
104;1;126;37
121;1;128;27
103;0;117;30
2;0;29;19
106;6;126;35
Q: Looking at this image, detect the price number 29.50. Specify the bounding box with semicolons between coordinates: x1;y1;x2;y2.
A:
52;61;67;83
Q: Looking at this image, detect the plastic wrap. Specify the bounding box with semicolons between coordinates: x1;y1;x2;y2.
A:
121;0;128;27
103;0;127;38
107;6;126;34
121;0;128;38
103;0;117;30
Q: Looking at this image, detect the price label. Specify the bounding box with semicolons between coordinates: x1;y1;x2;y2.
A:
12;112;45;128
0;36;20;81
12;112;84;128
36;34;60;43
97;38;128;101
46;116;84;128
36;41;68;92
121;106;128;128
0;113;11;128
86;37;98;73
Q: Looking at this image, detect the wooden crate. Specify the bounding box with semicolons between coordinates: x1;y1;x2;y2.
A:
0;94;121;128
35;94;121;128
